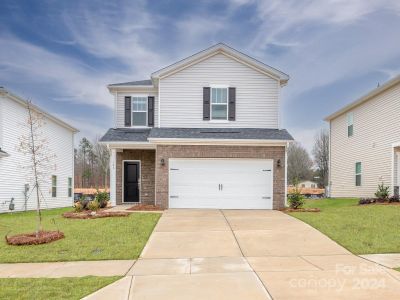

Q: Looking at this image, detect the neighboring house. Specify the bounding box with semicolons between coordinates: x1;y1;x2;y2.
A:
325;75;400;198
297;180;318;189
100;43;293;210
0;88;78;213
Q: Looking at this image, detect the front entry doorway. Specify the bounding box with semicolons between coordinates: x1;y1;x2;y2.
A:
124;161;140;203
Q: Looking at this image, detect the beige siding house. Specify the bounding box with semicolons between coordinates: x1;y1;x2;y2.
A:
325;75;400;198
101;43;293;210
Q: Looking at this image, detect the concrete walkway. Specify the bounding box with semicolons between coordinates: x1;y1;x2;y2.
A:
85;209;400;300
360;254;400;268
0;260;135;278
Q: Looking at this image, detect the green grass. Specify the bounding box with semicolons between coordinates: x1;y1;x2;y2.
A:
0;208;161;263
288;198;400;254
0;276;121;300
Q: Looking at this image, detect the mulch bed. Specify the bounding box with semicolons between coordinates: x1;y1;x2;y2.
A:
282;208;321;213
6;231;64;246
359;202;400;206
126;204;164;211
62;210;130;219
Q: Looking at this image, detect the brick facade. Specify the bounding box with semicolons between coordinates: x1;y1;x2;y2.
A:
116;150;155;205
155;145;286;209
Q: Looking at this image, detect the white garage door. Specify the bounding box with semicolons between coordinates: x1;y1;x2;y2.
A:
169;159;273;209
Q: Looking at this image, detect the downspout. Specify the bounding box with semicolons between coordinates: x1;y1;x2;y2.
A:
328;120;332;197
158;79;161;128
284;141;288;207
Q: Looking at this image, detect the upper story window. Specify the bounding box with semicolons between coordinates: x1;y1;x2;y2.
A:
211;87;228;120
347;112;354;137
132;97;147;126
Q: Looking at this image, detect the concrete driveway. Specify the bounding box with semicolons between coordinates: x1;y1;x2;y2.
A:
86;209;400;299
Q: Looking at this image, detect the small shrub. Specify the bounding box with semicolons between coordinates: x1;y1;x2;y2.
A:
79;196;90;210
359;198;376;205
95;190;110;208
389;195;400;203
74;201;83;212
375;183;389;201
87;200;100;211
288;186;304;209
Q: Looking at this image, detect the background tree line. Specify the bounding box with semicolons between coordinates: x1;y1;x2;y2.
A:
288;128;329;188
74;137;110;188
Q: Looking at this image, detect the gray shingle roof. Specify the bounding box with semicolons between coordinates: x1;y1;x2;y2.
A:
108;79;153;87
100;128;151;142
100;128;293;142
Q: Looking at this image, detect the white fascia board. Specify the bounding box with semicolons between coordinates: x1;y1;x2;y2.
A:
0;88;79;133
147;138;291;146
151;43;289;85
324;75;400;122
101;141;156;149
107;85;157;93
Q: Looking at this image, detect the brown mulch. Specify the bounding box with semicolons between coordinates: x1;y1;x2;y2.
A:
282;208;321;213
62;211;129;219
359;202;400;206
6;231;64;246
126;204;164;211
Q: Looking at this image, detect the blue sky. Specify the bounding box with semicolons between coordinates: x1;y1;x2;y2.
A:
1;0;400;153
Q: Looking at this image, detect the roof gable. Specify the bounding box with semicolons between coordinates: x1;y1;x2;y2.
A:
325;75;400;121
151;43;289;85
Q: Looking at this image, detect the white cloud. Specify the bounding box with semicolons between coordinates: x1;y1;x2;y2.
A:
61;0;165;78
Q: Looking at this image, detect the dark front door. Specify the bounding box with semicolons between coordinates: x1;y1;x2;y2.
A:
124;161;140;202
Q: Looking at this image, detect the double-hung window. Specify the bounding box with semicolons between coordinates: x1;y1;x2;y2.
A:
68;177;72;197
51;175;57;197
355;162;362;186
347;112;354;137
211;87;228;120
132;97;147;126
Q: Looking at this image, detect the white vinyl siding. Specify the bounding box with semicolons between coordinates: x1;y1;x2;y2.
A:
330;82;400;198
159;53;280;128
115;91;158;128
0;95;74;213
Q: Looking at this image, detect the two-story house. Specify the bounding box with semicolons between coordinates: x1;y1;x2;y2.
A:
100;44;293;210
325;75;400;198
0;87;78;213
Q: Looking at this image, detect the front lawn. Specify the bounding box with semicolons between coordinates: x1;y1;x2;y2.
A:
0;276;120;300
288;198;400;254
0;208;161;263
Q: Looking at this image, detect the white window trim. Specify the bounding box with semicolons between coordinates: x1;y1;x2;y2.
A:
131;95;149;128
68;177;72;198
210;85;229;121
51;175;57;198
347;112;354;137
355;162;362;186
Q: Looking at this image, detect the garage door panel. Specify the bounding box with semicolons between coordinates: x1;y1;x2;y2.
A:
169;159;273;209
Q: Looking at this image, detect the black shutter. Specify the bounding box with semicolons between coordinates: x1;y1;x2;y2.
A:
228;87;236;121
148;96;154;127
203;87;210;120
124;96;131;126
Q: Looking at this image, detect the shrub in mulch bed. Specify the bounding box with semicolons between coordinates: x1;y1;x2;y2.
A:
282;208;321;213
126;204;164;211
359;196;400;205
5;231;64;246
63;210;129;219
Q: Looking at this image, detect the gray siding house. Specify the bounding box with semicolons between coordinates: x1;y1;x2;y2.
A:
101;43;293;210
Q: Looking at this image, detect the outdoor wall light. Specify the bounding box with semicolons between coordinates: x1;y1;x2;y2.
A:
277;159;281;168
160;158;165;166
